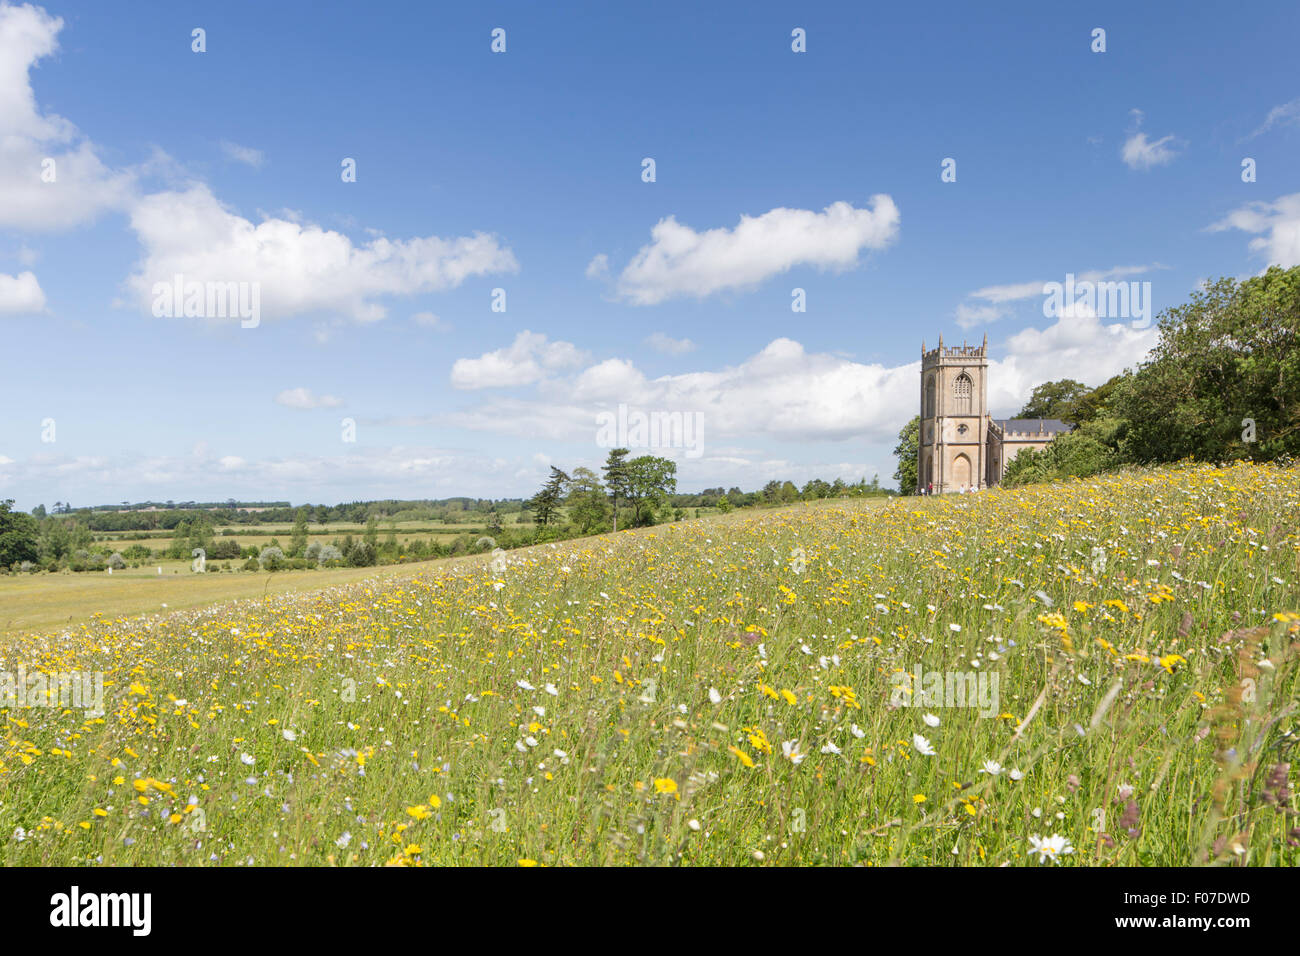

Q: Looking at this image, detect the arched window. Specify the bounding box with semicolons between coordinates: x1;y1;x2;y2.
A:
924;376;936;418
953;373;972;414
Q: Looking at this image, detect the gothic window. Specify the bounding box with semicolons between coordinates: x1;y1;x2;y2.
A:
953;373;973;414
924;376;936;418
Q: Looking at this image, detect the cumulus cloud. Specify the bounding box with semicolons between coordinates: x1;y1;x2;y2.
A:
220;140;265;168
450;330;589;389
440;312;1156;449
274;387;344;409
1208;193;1300;269
601;197;900;305
644;332;696;354
1121;110;1180;170
0;269;45;314
124;185;518;323
0;3;134;230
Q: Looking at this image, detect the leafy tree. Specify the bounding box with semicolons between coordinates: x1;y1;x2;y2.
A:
1116;266;1300;463
623;455;677;527
527;466;570;527
565;467;611;533
893;415;920;495
602;448;632;532
0;500;39;568
290;508;309;557
1017;379;1091;421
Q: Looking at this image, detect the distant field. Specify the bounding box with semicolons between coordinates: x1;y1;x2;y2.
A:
0;556;467;638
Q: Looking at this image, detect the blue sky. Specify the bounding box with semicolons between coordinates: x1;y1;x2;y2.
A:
1;0;1298;509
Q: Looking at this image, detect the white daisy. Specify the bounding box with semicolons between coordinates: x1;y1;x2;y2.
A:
1028;833;1074;864
912;734;936;756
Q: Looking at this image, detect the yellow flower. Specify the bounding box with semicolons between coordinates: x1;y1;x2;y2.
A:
653;777;678;794
428;794;441;809
407;805;432;820
728;745;756;768
913;794;927;804
518;858;538;867
780;689;797;706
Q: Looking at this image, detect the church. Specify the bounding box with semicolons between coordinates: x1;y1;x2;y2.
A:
917;335;1071;493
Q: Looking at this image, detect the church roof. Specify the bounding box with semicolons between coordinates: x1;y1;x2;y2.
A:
992;418;1072;435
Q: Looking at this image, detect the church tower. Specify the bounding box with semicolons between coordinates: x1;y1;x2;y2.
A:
917;334;988;493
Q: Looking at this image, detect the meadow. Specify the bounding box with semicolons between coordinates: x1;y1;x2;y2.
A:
1;461;1297;866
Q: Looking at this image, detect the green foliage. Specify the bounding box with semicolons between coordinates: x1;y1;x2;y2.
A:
893;415;920;495
1017;379;1090;420
623;455;678;527
565;467;611;533
526;466;569;527
1002;265;1300;486
0;500;39;568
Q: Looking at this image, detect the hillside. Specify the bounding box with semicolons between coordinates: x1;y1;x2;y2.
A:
1;462;1297;866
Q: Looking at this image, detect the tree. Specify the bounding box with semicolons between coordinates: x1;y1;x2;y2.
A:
527;466;569;527
0;500;39;568
602;448;632;532
623;455;677;527
1116;266;1300;464
893;415;920;495
290;508;309;557
565;467;611;533
1017;380;1091;421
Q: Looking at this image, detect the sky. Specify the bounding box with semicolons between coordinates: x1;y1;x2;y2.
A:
0;0;1298;510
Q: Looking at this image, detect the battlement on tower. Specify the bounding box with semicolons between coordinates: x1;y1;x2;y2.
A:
921;334;987;368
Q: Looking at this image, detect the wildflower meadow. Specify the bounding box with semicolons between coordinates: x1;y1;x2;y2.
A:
1;461;1296;866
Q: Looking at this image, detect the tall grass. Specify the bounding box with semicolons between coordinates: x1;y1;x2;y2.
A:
1;461;1296;866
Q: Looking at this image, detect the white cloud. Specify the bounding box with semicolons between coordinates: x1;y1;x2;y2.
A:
125;185;518;323
274;387;344;409
1121;110;1180;170
645;332;696;354
0;4;134;230
0;269;45;314
450;330;589;389
1208;193;1300;269
411;311;450;330
1248;98;1300;139
955;264;1165;328
441;312;1155;449
220;140;265;168
603;197;900;305
584;253;609;279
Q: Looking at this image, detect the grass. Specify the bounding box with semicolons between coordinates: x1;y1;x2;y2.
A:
0;557;463;637
0;462;1297;866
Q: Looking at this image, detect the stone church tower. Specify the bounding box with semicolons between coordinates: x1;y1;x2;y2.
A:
917;334;988;493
